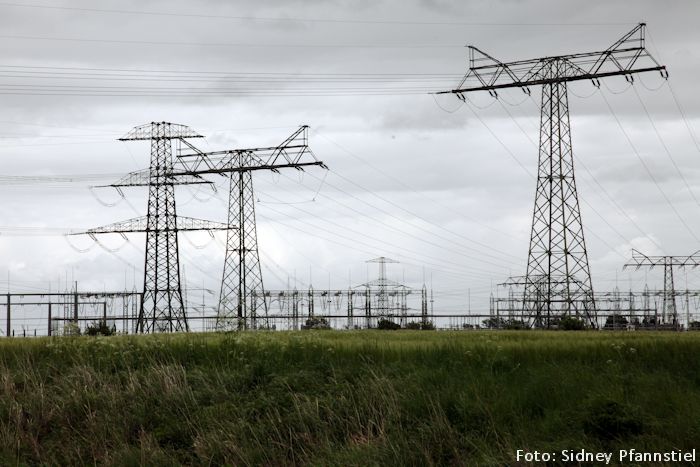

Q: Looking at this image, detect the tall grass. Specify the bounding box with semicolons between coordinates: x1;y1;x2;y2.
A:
0;331;699;465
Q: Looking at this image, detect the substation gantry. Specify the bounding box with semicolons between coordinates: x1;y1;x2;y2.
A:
624;249;700;326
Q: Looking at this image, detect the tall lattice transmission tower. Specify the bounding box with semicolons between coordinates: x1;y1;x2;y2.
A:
175;126;325;330
75;122;228;333
439;23;666;327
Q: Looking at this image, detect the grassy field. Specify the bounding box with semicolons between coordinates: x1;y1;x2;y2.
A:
1;330;699;466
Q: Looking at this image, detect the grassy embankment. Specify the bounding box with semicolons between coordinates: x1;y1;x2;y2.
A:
1;331;699;465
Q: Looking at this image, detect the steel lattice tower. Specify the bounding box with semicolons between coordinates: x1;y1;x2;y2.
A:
439;23;666;328
220;163;266;330
174;126;325;330
367;256;398;317
138;123;190;332
662;259;676;324
76;122;228;333
523;60;595;326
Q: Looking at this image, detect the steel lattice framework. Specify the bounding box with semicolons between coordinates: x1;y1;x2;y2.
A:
75;122;228;333
221;162;264;330
624;250;700;326
439;24;666;327
524;61;596;327
135;123;203;332
175;126;326;330
365;256;400;317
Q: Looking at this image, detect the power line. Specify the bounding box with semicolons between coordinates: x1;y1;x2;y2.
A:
0;64;461;80
666;82;700;159
599;89;700;243
494;96;654;255
0;3;635;27
0;90;434;97
304;169;523;265
205;168;508;282
254;183;516;274
0;33;463;49
256;209;496;283
631;84;700;209
314;129;522;242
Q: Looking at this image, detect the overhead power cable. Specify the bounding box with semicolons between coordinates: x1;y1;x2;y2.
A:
599;89;700;243
314;130;522;243
0;3;634;27
631;84;700;209
0;33;463;49
254;185;515;274
301;169;522;266
495;96;658;254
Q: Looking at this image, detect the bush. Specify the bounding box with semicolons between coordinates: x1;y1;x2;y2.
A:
62;322;81;336
559;316;586;330
301;317;331;330
405;321;435;330
85;320;116;336
504;319;527;330
376;319;401;330
583;399;644;440
482;317;505;329
604;314;628;330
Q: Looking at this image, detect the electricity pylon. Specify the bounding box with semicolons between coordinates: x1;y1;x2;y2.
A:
75;122;228;333
366;257;399;317
439;23;667;327
175;126;326;330
624;249;700;326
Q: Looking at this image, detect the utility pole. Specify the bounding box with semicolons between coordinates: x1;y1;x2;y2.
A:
438;24;666;328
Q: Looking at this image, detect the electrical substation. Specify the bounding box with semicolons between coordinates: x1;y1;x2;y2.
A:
3;23;700;335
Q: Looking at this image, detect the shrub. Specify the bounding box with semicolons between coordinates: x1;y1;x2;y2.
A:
404;321;435;330
376;319;401;330
482;317;505;329
559;316;586;330
62;322;81;336
583;399;644;440
504;319;527;330
301;317;331;330
85;320;116;336
604;314;629;330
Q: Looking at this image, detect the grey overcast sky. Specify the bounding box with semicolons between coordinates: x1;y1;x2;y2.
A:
0;0;699;317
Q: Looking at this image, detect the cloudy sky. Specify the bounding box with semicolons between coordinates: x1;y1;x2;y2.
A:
0;0;699;326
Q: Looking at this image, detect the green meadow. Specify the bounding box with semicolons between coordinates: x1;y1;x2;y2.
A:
1;331;699;465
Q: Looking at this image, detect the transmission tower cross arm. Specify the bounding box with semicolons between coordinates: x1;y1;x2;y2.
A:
624;249;700;269
92;168;213;188
438;23;667;96
69;216;232;235
119;122;204;141
175;125;327;175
